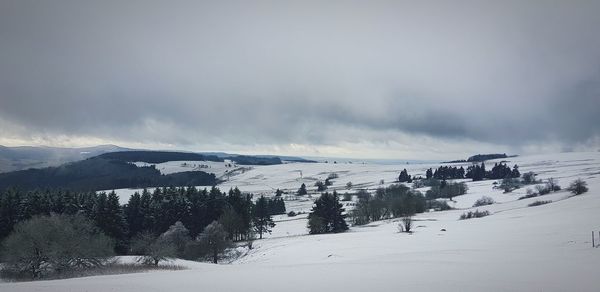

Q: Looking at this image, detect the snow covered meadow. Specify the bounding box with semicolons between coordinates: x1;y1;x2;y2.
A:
3;151;600;291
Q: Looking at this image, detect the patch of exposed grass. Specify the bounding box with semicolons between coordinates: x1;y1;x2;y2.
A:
0;262;186;282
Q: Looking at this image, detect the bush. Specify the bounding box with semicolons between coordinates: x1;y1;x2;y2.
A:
522;172;538;184
287;211;297;217
528;200;552;207
546;178;561;192
518;190;538;200
426;200;453;211
399;216;413;233
472;196;495;207
0;261;185;282
567;179;588;195
535;184;551;195
1;214;113;279
459;210;490;220
412;179;425;189
499;177;520;193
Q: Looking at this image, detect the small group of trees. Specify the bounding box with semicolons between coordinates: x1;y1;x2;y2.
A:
425;180;468;201
314;175;336;192
132;220;233;265
426;166;465;180
398;169;412;183
1;214;113;279
350;184;426;226
465;163;520;181
315;180;327;192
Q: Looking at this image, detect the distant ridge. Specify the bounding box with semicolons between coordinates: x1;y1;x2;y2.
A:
0;155;217;192
444;153;518;163
0;145;315;173
0;144;133;173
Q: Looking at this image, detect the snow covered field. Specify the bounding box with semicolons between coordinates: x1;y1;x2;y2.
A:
5;151;600;291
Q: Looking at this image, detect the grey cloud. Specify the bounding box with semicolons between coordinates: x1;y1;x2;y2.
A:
1;0;599;155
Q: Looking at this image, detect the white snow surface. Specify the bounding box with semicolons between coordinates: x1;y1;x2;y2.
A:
4;151;600;291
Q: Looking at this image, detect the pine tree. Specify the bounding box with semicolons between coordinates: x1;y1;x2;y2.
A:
139;188;153;233
297;183;308;196
426;168;433;180
253;196;275;239
0;188;22;240
124;192;144;238
308;192;348;234
512;165;520;178
94;191;128;253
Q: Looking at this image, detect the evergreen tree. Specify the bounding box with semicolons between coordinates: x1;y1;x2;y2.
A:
398;169;412;183
308;192;348;234
512;165;520;178
124;192;145;238
94;191;128;253
226;187;253;241
297;183;308;196
426;168;433;179
275;188;283;197
0;188;22;240
253;196;275;239
139;188;153;233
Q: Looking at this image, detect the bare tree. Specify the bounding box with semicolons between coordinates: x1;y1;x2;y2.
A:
198;221;232;264
131;231;176;266
1;214;113;279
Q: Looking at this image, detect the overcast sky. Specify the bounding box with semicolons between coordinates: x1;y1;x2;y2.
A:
1;0;599;160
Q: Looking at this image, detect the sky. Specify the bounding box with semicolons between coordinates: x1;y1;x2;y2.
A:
1;0;599;160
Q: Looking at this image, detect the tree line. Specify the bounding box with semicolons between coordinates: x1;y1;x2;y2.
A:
350;184;427;226
0;186;285;254
465;162;520;181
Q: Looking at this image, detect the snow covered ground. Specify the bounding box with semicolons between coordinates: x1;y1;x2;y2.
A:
4;151;600;291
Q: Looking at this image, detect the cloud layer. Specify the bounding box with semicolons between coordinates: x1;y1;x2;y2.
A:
1;0;599;159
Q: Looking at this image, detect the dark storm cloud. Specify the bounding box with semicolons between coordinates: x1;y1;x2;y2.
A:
1;0;599;153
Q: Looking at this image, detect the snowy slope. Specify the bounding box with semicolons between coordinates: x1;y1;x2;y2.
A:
5;151;600;292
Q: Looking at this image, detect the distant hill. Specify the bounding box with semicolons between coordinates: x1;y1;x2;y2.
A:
444;153;517;164
97;151;223;164
0;144;132;173
467;153;509;162
0;155;217;192
0;146;311;173
97;151;284;165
